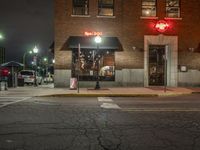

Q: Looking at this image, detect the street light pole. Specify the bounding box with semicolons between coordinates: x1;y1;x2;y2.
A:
23;50;32;69
43;57;48;77
94;35;102;90
33;46;38;86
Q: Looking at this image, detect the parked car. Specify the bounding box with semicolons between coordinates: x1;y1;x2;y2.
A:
18;70;43;85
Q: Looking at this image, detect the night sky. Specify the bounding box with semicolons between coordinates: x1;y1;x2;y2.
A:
0;0;54;63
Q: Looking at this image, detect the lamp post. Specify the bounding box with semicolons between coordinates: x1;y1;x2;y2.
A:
23;50;33;69
33;46;39;86
94;35;102;90
0;33;4;64
43;57;48;78
0;33;8;90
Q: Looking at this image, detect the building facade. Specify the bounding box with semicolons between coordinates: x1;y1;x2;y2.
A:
54;0;200;87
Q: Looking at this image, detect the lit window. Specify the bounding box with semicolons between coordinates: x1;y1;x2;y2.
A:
166;0;180;18
142;0;157;17
72;50;115;81
98;0;114;16
72;0;89;15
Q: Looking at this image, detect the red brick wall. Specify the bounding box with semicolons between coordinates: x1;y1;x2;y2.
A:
55;0;200;70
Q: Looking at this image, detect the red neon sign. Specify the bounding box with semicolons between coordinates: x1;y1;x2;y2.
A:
155;20;169;33
84;31;103;36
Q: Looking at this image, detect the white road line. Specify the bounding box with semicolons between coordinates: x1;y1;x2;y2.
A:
0;97;28;99
98;97;113;102
0;97;31;108
100;103;121;109
122;108;200;112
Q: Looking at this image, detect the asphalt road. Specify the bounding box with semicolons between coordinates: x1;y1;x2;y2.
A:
0;95;200;150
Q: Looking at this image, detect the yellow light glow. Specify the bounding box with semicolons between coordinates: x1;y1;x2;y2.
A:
145;10;150;15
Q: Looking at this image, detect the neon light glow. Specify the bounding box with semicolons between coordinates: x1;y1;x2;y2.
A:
155;20;169;33
84;31;103;36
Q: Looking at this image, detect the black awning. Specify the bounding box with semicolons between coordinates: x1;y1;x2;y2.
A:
61;36;123;51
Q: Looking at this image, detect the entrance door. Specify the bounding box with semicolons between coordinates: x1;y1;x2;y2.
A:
149;45;165;86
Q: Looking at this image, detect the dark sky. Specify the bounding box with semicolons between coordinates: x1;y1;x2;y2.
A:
0;0;54;62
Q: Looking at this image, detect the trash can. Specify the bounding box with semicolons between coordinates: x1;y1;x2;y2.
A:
18;78;24;86
0;76;8;91
0;81;7;91
70;78;77;90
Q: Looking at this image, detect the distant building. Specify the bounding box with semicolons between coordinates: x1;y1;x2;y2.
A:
0;47;5;64
54;0;200;87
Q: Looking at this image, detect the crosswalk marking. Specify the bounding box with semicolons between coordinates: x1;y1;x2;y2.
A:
0;97;31;108
100;103;121;109
98;97;121;109
98;97;113;102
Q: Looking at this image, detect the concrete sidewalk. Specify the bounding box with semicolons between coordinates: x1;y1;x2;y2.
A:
1;85;200;97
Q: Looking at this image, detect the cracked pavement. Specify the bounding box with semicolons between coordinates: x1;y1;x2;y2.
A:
0;95;200;150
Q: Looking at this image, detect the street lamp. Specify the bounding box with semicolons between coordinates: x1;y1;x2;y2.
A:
23;50;33;69
43;57;48;77
52;59;55;64
33;46;39;86
94;35;102;89
0;34;3;40
43;57;47;62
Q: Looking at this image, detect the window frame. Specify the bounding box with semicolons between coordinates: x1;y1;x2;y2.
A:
72;0;89;16
98;0;115;17
141;0;157;17
165;0;181;18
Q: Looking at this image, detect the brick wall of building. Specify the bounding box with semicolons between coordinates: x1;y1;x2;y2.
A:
55;0;200;70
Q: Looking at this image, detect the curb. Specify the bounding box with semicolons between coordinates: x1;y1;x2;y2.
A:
37;92;194;97
158;93;191;97
39;93;159;97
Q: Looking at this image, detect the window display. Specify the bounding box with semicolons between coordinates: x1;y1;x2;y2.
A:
72;49;115;81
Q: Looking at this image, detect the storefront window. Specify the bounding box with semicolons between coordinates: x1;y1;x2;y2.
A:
98;0;114;16
166;0;180;18
72;49;115;81
142;0;157;17
72;0;89;15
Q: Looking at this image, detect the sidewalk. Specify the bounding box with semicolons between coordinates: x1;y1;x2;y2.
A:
1;85;200;97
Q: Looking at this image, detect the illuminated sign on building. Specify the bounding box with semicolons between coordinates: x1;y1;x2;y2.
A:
155;20;169;33
84;31;103;36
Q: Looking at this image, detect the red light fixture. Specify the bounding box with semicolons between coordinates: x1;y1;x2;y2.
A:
155;20;169;33
1;68;9;76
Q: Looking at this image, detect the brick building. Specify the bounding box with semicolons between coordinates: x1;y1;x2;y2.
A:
54;0;200;87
